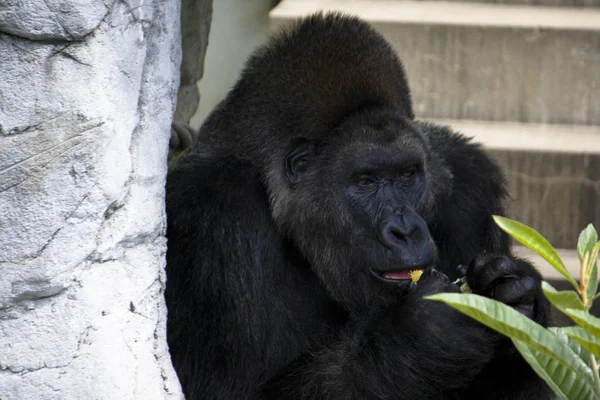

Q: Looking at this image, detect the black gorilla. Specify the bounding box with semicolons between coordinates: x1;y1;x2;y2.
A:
165;13;552;400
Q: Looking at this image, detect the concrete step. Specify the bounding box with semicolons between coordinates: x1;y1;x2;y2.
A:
516;246;599;325
513;246;579;281
425;0;600;9
426;118;600;249
270;0;600;125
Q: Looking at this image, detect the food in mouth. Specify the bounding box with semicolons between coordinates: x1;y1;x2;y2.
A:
409;269;423;283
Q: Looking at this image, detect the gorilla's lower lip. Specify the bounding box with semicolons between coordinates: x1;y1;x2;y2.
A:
370;269;418;283
385;270;412;280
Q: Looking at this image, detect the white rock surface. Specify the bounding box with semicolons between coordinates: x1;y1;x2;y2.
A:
0;1;184;399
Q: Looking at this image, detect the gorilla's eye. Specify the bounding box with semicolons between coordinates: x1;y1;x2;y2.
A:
356;176;376;186
401;167;418;179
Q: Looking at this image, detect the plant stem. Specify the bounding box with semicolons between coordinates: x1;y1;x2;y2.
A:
590;354;600;397
579;252;600;397
581;252;591;306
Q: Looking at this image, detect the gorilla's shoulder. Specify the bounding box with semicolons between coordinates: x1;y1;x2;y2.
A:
166;153;268;225
417;120;507;200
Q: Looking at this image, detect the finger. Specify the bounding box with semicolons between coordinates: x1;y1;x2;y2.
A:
467;255;521;293
514;305;534;320
415;269;460;296
171;121;195;150
491;277;536;305
170;127;181;149
456;264;468;278
179;126;194;149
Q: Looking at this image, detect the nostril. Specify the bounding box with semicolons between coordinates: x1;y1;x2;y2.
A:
390;227;403;241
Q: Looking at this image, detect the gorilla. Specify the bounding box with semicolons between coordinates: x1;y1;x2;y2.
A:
165;13;552;400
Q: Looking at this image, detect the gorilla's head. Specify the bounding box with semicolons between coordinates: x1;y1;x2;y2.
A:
200;13;452;312
272;110;451;312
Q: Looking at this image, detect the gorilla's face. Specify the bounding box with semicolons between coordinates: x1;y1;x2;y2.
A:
280;112;438;311
342;140;436;287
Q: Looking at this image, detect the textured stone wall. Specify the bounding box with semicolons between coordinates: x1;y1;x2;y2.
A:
0;1;184;399
174;0;213;123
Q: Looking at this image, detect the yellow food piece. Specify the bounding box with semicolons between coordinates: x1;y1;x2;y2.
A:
453;276;472;293
409;269;423;283
460;282;473;293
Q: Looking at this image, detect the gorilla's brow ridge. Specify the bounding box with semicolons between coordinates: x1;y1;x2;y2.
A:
347;147;424;175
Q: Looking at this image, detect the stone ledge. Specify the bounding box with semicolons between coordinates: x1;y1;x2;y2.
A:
270;1;600;125
422;0;600;9
425;119;600;154
270;0;600;31
432;120;599;249
513;246;580;280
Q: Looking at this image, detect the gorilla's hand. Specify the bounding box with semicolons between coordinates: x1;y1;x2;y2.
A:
382;269;501;392
400;269;490;333
466;254;549;326
400;269;502;345
452;257;554;398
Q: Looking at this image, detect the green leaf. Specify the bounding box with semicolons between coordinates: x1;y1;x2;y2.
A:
493;216;577;289
563;326;600;360
512;341;568;400
551;327;593;369
564;308;600;339
426;293;593;380
542;282;585;314
513;340;596;400
586;241;600;304
578;224;598;263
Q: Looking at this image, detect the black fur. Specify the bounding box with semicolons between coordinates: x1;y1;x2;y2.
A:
165;13;553;400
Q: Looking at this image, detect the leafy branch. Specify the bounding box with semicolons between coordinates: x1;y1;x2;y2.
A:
427;218;600;400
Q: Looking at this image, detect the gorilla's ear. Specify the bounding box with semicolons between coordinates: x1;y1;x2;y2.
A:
285;139;314;185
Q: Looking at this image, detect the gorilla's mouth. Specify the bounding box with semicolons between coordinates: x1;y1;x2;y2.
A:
370;269;424;283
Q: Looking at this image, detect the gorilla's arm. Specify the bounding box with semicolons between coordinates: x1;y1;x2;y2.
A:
260;269;548;400
165;154;338;399
258;272;500;400
165;154;275;399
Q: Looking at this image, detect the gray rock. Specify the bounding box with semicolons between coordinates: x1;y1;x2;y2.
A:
0;0;184;398
0;0;109;40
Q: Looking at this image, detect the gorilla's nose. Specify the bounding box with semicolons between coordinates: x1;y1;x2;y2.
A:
378;208;430;250
381;220;414;247
379;211;436;268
